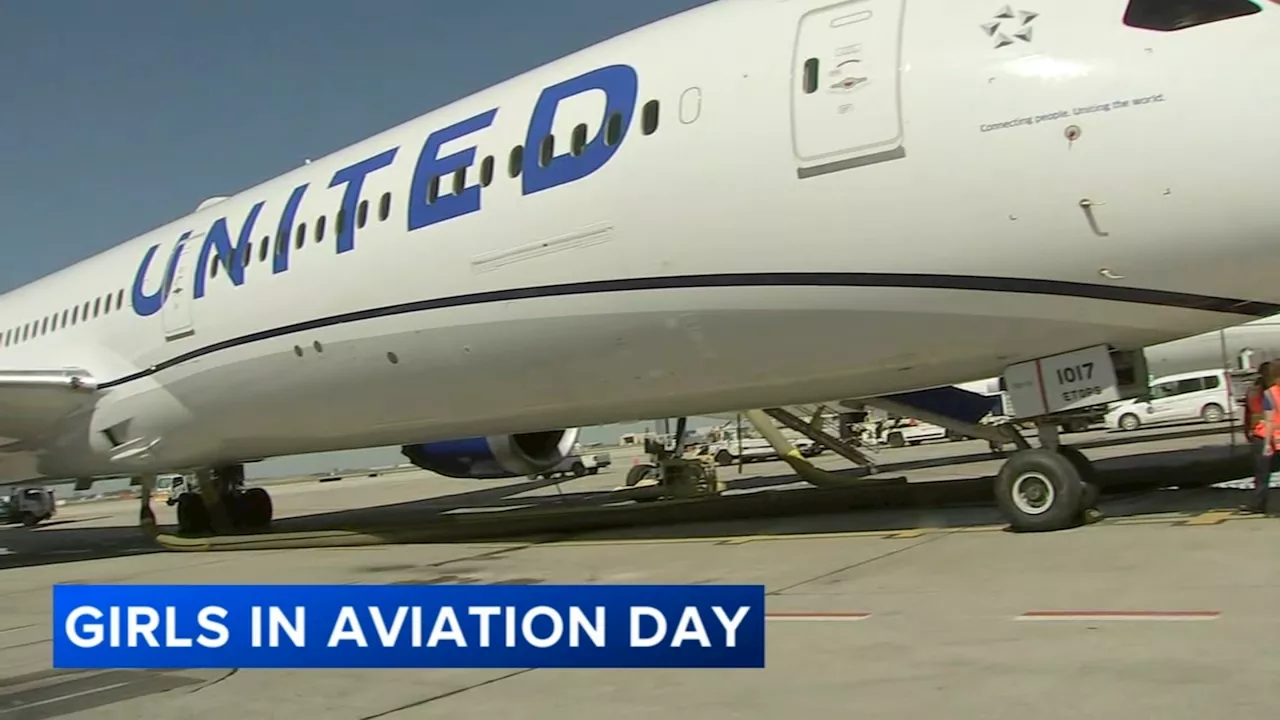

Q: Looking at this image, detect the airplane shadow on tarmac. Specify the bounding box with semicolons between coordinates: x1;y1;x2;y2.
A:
0;426;1262;572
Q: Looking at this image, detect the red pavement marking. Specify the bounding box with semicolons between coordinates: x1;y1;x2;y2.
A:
1017;610;1220;621
765;612;872;621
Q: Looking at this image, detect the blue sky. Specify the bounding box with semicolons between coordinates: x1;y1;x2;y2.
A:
0;0;721;476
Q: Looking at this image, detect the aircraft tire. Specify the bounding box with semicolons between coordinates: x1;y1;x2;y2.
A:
1056;446;1095;483
240;487;273;528
176;493;211;535
1051;446;1102;521
995;448;1085;533
625;463;657;487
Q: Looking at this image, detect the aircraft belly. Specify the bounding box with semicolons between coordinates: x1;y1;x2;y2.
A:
137;283;1243;464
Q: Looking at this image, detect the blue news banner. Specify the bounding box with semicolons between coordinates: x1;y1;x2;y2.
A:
53;584;765;669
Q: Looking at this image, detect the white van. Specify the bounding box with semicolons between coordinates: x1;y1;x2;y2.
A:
1104;369;1233;432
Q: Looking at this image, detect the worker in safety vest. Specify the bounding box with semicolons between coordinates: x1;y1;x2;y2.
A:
1244;362;1278;514
1244;362;1270;439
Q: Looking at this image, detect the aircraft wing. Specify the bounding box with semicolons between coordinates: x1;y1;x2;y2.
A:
0;368;99;446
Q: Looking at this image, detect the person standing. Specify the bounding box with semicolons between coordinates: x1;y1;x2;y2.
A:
1244;362;1278;514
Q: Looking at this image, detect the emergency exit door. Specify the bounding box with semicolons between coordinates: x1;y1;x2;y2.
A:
162;234;201;341
791;0;906;178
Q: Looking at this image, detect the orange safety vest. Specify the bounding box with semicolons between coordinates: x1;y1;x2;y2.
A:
1252;385;1280;440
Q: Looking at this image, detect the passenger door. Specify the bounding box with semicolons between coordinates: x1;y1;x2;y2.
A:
162;233;203;341
790;0;906;178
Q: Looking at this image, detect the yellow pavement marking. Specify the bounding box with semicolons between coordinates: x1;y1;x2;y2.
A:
1181;510;1238;526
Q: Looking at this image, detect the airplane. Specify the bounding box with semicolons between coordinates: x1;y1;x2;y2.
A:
1142;316;1280;378
2;0;1278;537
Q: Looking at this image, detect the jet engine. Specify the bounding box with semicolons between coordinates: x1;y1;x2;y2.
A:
400;428;581;479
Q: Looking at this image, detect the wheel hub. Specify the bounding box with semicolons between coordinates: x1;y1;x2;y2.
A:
1011;472;1056;515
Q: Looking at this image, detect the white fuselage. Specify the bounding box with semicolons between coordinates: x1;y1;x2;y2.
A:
3;0;1280;482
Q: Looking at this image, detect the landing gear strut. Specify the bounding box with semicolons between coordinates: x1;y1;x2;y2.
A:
175;464;274;535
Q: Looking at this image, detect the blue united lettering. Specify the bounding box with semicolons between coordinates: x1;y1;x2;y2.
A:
194;202;263;299
521;64;638;197
129;63;639;317
407;109;497;232
130;231;191;317
330;149;397;254
271;183;310;274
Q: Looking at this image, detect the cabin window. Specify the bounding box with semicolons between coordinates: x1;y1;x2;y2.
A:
2;330;9;346
259;236;270;262
479;155;494;187
357;199;369;228
293;222;305;249
71;307;79;324
1123;0;1260;31
239;243;251;268
508;145;524;178
316;215;327;242
101;295;111;315
82;301;91;320
642;100;660;135
605;112;623;146
538;135;555;168
275;229;287;256
379;193;391;221
336;208;346;237
20;325;27;341
211;255;219;278
92;297;101;318
428;176;440;204
802;58;819;94
117;289;125;309
571;124;588;156
40;317;48;335
453;167;466;196
61;309;69;327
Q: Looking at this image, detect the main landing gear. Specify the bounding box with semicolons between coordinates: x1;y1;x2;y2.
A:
865;396;1101;531
171;464;274;535
625;417;724;500
993;424;1101;532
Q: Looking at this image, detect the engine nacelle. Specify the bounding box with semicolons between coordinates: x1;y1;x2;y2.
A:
400;428;581;479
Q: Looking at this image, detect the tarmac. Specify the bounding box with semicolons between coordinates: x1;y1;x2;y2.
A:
2;421;1278;719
